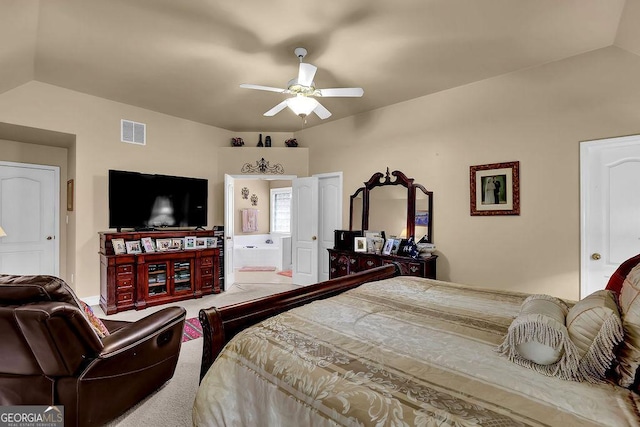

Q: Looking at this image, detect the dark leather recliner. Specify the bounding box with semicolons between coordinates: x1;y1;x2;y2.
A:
0;274;186;426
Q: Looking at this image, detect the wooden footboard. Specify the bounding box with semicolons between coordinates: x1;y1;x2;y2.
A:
198;263;401;381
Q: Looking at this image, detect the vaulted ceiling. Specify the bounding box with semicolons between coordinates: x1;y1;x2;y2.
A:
0;0;635;132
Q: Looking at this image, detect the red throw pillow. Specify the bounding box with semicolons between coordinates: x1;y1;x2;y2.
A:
606;254;640;296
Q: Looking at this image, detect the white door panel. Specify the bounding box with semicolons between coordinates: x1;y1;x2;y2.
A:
581;136;640;297
292;177;318;285
0;163;58;276
316;173;342;282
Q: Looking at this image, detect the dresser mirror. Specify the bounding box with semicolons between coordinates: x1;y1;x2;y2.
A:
349;169;433;243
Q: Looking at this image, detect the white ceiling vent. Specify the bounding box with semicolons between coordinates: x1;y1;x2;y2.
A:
121;120;146;145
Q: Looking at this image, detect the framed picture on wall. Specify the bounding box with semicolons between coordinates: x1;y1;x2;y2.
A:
470;161;520;216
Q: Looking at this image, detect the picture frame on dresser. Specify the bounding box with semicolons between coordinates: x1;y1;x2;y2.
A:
382;239;394;256
112;238;126;255
195;237;207;249
354;237;367;252
141;237;155;253
156;238;171;251
184;236;197;250
125;240;142;254
206;237;218;248
169;239;183;250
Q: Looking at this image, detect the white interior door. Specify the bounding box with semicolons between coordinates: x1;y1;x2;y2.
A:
580;135;640;297
0;162;59;275
316;172;343;282
224;174;235;290
292;177;318;285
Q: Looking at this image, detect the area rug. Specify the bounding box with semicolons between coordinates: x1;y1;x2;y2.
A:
277;270;292;277
238;266;277;272
182;317;203;342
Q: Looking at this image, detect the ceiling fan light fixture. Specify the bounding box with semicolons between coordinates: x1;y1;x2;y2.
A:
286;95;318;117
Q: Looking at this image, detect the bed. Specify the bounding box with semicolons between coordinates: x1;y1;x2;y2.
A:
193;262;640;426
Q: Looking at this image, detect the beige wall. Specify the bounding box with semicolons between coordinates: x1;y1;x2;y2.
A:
298;46;640;300
234;179;270;235
2;46;640;301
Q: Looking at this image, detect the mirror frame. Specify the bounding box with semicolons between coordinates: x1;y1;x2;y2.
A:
349;169;433;243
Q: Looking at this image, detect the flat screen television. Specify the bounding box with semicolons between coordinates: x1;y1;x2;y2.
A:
109;169;208;230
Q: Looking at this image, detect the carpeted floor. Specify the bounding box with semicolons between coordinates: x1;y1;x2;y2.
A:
102;281;300;426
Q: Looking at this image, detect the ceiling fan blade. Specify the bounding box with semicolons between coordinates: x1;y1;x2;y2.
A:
297;63;317;87
240;83;287;93
263;100;288;116
318;87;364;97
313;102;332;120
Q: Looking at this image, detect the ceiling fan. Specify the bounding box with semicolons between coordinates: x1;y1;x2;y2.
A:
240;47;364;120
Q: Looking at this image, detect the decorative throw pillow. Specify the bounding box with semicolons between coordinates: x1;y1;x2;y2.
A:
566;290;624;382
79;300;110;339
498;294;580;379
615;264;640;387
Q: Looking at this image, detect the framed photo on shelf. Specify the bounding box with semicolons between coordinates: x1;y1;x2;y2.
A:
206;237;218;248
112;238;126;255
354;236;367;253
195;237;207;249
470;161;520;216
169;239;183;251
184;236;196;250
156;238;171;251
382;239;394;255
141;237;155;253
125;240;142;254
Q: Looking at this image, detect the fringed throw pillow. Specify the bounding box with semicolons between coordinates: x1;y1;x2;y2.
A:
566;290;624;382
498;294;580;380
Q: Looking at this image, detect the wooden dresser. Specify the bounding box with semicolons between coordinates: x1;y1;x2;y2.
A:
328;248;437;279
99;230;220;314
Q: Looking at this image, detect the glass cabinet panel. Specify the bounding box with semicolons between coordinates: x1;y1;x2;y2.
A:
147;263;168;296
173;260;192;292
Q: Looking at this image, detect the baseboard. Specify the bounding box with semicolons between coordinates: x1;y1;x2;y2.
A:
82;295;100;306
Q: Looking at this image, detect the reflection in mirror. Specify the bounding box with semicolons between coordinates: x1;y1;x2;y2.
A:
349;188;364;230
368;185;407;237
415;185;430;242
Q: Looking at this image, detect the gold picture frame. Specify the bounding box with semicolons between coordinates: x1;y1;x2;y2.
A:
470;161;520;216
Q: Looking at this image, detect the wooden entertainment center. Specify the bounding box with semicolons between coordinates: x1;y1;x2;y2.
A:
99;229;220;314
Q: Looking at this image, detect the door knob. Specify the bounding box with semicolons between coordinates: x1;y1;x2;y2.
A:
591;253;601;260
46;236;54;240
312;236;317;241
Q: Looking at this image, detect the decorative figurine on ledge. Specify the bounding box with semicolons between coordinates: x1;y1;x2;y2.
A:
257;133;263;147
285;138;298;147
231;137;244;147
265;135;271;147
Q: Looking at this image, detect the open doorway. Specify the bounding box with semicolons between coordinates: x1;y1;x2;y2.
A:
226;175;295;288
